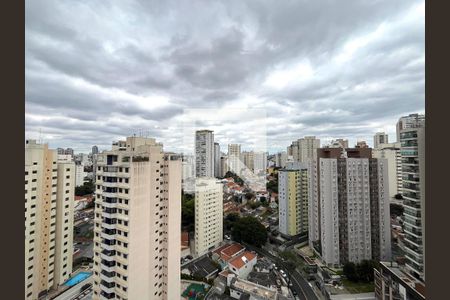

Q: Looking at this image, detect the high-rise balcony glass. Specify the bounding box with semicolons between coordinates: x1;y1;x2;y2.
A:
101;259;116;268
400;132;418;139
100;291;115;299
402;166;419;174
100;280;115;289
100;270;115;278
401;140;418;147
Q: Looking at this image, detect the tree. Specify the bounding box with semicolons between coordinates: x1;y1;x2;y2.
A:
390;203;404;217
394;193;403;200
343;262;358;282
344;260;378;283
182;192;195;231
266;180;278;193
75;180;95;196
245;192;255;200
224;213;240;231
231;216;268;247
224;171;244;186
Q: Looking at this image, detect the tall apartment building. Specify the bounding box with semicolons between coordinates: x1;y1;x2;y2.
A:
65;148;74;157
25;140;75;300
373;142;403;199
396;113;425;142
228;144;242;175
356;140;369;148
374;132;389;149
278;162;309;236
194;178;223;257
92;145;99;155
195;130;214;177
400;122;426;281
275;151;287;168
309;148;391;267
253;151;267;174
220;155;229;177
214;143;221;178
287;136;320;163
75;163;86;187
92;136;181;300
241;151;254;172
330;139;349;149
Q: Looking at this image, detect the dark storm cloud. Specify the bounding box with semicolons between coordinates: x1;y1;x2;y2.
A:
25;0;424;152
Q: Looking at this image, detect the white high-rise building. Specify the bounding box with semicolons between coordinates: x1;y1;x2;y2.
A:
278;162;309;236
228;144;241;175
309;148;391;267
275;152;287;168
373;142;403;199
288;136;320;163
25;140;75;300
220;155;229;177
92;136;181;300
374;132;389;149
75;163;86;187
400;122;426;281
194;178;223;257
396;113;425;142
195;130;214;177
253;151;267;174
241;151;254;172
214;142;221;178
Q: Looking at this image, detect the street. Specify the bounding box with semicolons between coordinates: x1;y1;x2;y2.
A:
243;242;318;300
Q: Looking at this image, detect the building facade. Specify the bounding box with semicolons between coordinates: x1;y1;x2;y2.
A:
275;151;287;168
214;143;221;178
194;178;224;257
287;136;320;163
92;137;181;300
253;151;267;175
373;142;403;199
195;130;214;178
400;124;425;281
228;144;242;175
374;262;425;300
309;148;391;267
396;113;425;142
25;140;75;300
241;151;254;172
278;162;309;237
374;132;389;149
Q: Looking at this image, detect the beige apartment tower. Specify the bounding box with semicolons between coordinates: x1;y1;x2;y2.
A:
25;140;75;300
92;137;181;300
194;178;223;257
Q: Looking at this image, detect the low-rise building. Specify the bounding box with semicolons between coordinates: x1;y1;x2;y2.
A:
228;251;257;279
230;277;278;300
374;262;425;300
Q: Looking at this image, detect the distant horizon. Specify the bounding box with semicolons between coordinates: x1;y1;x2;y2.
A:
26;0;424;156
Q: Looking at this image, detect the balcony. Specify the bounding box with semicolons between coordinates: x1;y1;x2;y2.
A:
100;290;115;299
100;270;115;283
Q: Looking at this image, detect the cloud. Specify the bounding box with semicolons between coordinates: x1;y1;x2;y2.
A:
25;0;424;153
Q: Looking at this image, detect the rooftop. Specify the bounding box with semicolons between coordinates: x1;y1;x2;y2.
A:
213;243;245;261
231;278;277;299
229;251;257;269
188;256;219;278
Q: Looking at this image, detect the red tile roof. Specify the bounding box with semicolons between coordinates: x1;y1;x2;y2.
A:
229;251;257;269
213;243;245;261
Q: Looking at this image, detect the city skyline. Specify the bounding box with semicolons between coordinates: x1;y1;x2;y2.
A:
25;0;424;154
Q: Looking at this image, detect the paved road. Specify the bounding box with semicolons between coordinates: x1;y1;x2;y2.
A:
243;243;318;300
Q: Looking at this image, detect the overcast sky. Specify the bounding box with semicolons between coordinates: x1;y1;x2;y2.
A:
25;0;424;154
